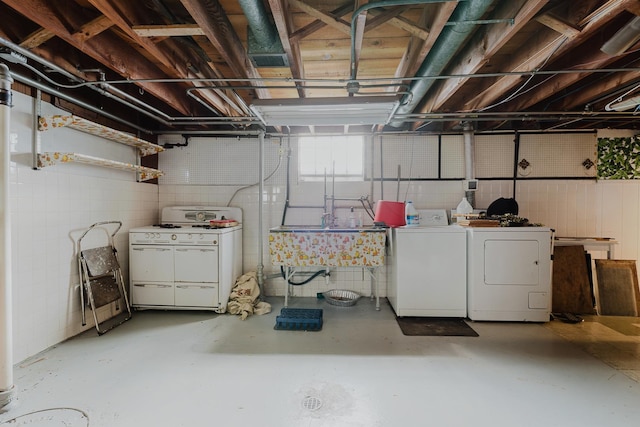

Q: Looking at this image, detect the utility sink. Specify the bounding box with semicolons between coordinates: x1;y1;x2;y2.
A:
268;225;386;267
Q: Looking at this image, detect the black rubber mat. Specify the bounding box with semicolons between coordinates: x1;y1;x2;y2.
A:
396;317;478;337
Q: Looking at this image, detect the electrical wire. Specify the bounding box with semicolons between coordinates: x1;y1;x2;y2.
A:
0;407;90;426
226;138;284;207
477;37;568;112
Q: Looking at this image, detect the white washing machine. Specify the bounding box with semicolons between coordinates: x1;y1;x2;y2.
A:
466;227;552;322
387;210;467;317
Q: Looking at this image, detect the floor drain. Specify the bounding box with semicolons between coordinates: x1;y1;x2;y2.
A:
302;395;322;411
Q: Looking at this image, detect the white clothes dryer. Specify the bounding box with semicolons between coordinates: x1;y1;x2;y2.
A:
466;227;552;322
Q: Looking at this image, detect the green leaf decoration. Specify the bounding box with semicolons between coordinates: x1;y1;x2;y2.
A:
597;136;640;179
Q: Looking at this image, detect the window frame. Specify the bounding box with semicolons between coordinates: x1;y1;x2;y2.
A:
297;135;365;182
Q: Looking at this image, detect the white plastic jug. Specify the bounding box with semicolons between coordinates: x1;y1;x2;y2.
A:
405;201;419;226
456;197;473;215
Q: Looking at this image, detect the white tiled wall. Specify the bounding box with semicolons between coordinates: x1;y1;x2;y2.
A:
477;179;640;261
8;89;640;365
159;132;640;304
7;92;158;362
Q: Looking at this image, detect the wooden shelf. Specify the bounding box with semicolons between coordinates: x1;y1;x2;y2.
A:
38;115;164;156
37;152;163;181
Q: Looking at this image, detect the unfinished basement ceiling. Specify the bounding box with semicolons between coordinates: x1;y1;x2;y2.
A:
1;0;640;134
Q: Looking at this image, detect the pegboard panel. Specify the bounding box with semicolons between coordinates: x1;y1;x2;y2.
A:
475;134;515;178
158;136;283;185
518;133;596;178
440;135;465;179
377;134;439;179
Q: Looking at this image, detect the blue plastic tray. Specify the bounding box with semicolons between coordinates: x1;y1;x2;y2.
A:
274;308;323;331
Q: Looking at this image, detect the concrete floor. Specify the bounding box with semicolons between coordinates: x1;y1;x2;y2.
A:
1;297;640;427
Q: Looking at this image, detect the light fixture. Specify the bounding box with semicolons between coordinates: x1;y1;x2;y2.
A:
249;96;400;126
601;16;640;55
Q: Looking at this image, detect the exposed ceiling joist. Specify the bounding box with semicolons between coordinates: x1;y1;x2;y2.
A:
1;0;639;133
268;0;305;98
180;0;271;100
462;0;629;113
424;0;550;114
88;0;237;116
393;2;456;82
132;24;205;37
288;0;352;35
3;0;195;115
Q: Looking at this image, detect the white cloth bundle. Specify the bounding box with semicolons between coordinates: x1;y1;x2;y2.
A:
226;271;271;320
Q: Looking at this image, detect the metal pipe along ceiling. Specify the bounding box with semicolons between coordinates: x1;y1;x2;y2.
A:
390;0;497;127
349;0;466;81
238;0;284;53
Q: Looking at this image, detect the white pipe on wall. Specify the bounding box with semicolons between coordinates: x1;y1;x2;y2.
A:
257;131;265;289
0;63;16;409
463;121;476;207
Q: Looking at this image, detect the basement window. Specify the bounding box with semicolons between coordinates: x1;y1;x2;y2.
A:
298;135;364;181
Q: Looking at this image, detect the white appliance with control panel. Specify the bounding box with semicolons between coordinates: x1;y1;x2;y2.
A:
387;210;467;317
466;227;552;322
129;206;242;313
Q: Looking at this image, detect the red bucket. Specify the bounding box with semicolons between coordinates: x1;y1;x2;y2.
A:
374;200;406;227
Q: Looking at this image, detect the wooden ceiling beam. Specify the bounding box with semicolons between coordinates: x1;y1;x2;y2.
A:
553;68;640;111
73;15;114;43
503;42;637;113
551;0;638;57
88;0;236;116
394;3;456;89
2;0;194;115
367;7;429;40
464;0;632;112
481;0;640;115
352;1;368;81
626;1;640;15
289;3;353;43
19;27;55;49
132;24;204;38
288;0;352;35
425;0;549;112
548;58;640;112
180;0;270;100
267;0;305;98
535;14;580;38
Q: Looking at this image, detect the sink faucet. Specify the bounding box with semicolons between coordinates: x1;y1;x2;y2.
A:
321;212;332;228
